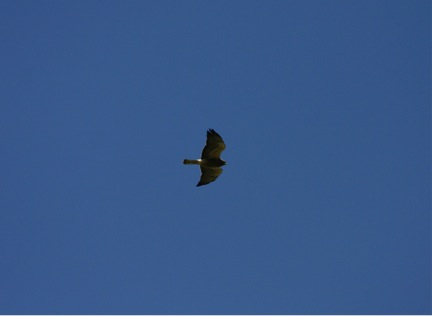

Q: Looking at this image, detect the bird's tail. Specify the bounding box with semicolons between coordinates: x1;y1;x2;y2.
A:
183;159;200;165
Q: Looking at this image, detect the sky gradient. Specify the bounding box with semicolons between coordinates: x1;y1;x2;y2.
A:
1;0;430;314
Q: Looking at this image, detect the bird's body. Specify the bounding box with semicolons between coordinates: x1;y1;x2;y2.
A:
183;129;226;186
183;158;226;167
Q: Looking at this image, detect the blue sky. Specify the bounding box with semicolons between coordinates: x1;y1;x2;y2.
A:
0;0;430;314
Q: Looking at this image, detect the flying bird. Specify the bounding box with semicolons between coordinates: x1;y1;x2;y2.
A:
183;129;226;187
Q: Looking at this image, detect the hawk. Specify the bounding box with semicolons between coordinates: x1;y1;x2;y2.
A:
183;129;226;187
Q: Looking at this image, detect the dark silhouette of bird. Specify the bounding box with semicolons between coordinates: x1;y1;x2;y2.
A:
183;129;226;186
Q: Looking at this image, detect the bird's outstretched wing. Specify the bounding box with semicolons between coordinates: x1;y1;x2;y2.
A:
201;129;226;159
197;166;223;187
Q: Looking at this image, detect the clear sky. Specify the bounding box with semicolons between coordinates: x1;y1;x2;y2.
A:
1;0;430;314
